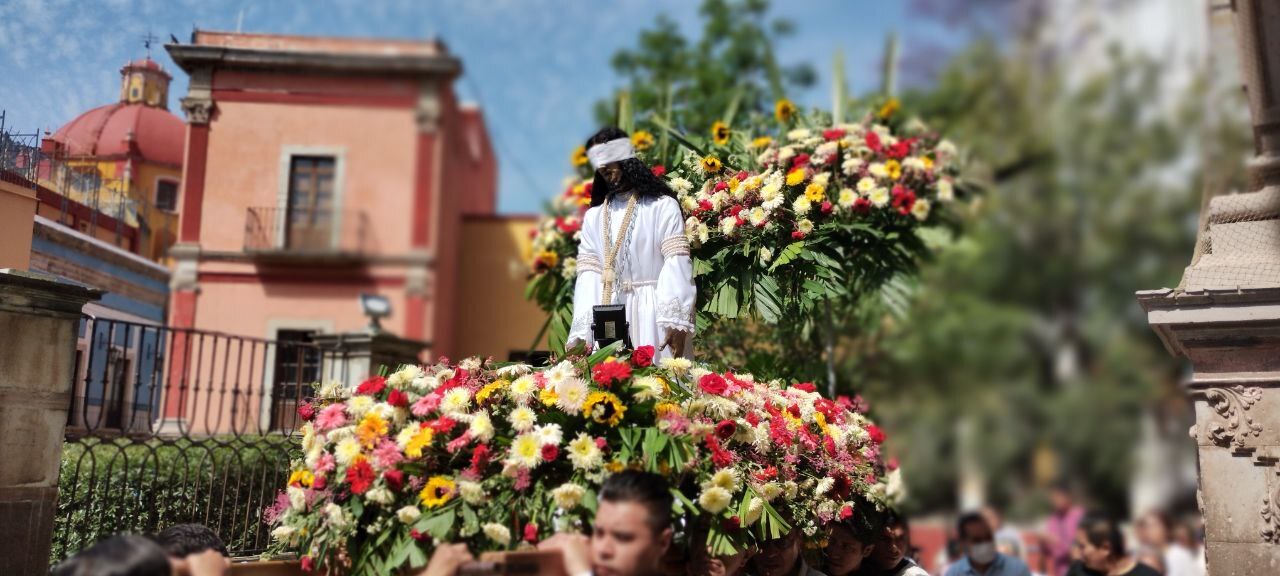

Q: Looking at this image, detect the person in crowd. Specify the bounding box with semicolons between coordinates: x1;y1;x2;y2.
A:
51;533;229;576
1041;484;1084;576
1072;515;1159;576
825;513;879;576
155;524;230;576
1169;519;1205;576
689;522;753;576
944;512;1031;576
858;510;929;576
1134;511;1195;576
981;506;1024;560
540;469;675;576
749;529;826;576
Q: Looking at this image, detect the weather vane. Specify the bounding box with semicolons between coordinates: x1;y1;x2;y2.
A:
142;30;159;59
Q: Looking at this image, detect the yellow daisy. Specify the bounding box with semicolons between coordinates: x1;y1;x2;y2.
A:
631;130;655;151
571;145;588;167
419;476;456;509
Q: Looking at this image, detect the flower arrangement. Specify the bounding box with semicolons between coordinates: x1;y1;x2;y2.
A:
526;98;968;363
266;343;901;574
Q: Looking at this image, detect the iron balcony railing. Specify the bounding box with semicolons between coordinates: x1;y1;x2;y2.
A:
243;206;370;255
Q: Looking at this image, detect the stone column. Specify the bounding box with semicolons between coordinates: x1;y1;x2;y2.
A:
0;270;100;575
1138;2;1280;573
312;329;430;386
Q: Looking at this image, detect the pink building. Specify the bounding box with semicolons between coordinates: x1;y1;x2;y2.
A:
165;30;497;359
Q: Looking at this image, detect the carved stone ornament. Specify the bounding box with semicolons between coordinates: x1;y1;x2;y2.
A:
1203;385;1264;449
180;97;214;125
1263;466;1280;544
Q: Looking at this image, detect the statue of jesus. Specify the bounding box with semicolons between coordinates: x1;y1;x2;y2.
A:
567;127;696;360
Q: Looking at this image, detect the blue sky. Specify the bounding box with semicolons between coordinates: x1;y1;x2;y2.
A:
0;0;967;214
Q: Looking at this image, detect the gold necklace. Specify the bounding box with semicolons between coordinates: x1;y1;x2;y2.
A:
601;193;639;305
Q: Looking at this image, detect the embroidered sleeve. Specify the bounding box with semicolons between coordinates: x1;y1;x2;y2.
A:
576;252;603;275
656;297;696;333
660;234;689;258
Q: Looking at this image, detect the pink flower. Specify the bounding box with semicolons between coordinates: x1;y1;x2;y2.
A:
411;393;440;417
313;453;335;475
373;439;404;469
446;431;473;453
314;404;347;432
524;522;539;544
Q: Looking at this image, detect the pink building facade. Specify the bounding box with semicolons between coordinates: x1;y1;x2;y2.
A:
165;31;497;372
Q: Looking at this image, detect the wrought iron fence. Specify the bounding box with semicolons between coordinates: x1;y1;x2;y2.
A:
244;206;370;255
53;315;355;562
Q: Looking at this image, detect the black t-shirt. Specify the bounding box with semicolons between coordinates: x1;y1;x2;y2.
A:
1065;561;1161;576
1118;563;1161;576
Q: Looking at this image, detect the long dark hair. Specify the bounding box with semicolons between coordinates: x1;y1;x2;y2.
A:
586;126;676;207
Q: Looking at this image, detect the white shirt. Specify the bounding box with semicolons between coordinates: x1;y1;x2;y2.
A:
568;192;696;360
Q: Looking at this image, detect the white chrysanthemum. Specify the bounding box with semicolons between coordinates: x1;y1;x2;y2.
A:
334;438;362;466
811;171;832;187
797;219;814;235
842;157;864;176
562;257;578;278
325;502;350;531
784;481;799;500
567;432;604;470
759;246;773;264
698;486;733;514
744;496;764;526
760;482;783;502
395;426;418;450
748;207;768;227
719;217;737;237
669;176;694;195
535;423;563;446
869;187;890;208
470;411;495;442
271;525;300;545
554;377;589;415
778;146;796;163
903;157;926;172
508;432;543;469
510;406;537;432
545;361;576;387
838;188;857;208
435;369;456;384
318;380;345;398
868;162;888;179
792;195;811;214
708;468;741;493
459;480;486;505
696;223;710;244
885;468;907;504
682;195;700;212
787;128;812;142
937;179;954;202
660;357;693;376
857;176;876;194
496;363;532;379
397;505;422;524
287;486;307;511
631;376;667;402
509;375;537;402
389;365;423;388
911;198;931;221
459;357;482;372
347;395;374;418
366;486;394;506
440;387;472;414
816;477;836;495
413;374;438;391
551;483;587;510
936;139;957;160
741;174;764;192
483;523;512;546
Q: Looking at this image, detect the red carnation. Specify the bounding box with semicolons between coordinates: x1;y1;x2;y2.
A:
823;435;837;455
383;469;405;492
853;197;871;214
712;446;733;468
301;556;314;573
714;181;729;192
356;376;386;396
311;475;327;491
840;505;854;521
866;424;886;444
820;201;833;215
541;444;559;462
865;131;882;152
346;459;375;495
722;516;741;532
754;466;778;482
791;153;811;168
431;416;458;434
745;412;760;426
791;230;807;240
410;529;428;542
651;165;666;177
792;382;817;393
592;360;632;388
631;345;654;368
699;373;728;395
698;199;714;212
297;402;316;421
823;128;847;141
387;388;409;408
470;444;491;474
524;523;539;544
736;170;749;180
715;419;736;440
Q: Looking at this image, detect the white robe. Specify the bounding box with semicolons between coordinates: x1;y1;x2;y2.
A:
568;192;696;360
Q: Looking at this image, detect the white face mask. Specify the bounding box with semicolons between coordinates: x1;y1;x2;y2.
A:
968;542;997;565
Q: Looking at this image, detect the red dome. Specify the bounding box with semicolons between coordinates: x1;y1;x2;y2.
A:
51;102;185;167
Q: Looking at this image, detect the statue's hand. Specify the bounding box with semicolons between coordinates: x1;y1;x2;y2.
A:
660;329;689;358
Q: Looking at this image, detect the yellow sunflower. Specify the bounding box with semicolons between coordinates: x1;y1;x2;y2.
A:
878;97;900;119
571;145;589;167
700;155;723;175
631;130;655;151
775;98;797;123
582;391;627;427
751;135;773;148
420;476;457;509
711;121;731;146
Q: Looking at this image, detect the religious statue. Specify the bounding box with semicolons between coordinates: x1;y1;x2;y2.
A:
567;127;696;360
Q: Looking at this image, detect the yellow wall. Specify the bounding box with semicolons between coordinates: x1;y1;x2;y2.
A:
38;158;180;263
0;179;36;270
455;217;551;361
